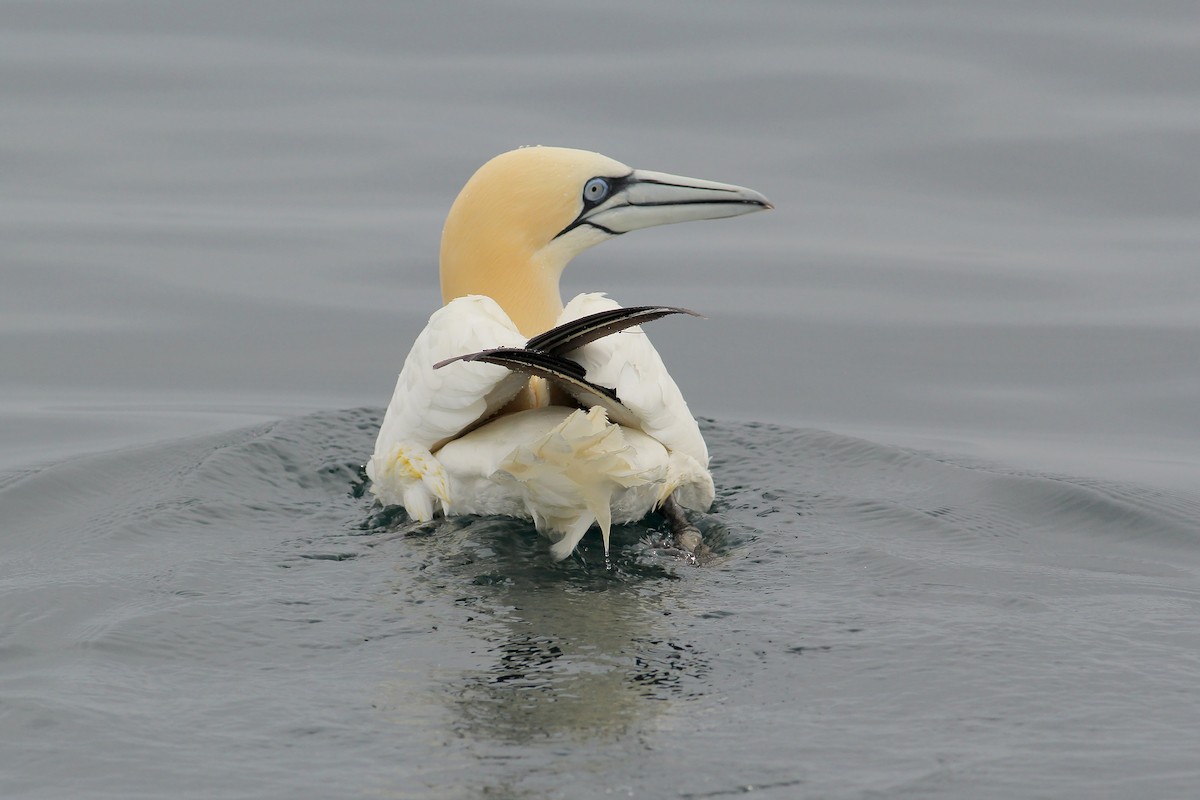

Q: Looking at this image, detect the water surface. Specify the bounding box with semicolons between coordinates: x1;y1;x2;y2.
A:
4;411;1200;798
3;2;1200;797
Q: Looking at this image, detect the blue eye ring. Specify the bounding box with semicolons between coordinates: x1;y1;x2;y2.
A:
583;177;610;205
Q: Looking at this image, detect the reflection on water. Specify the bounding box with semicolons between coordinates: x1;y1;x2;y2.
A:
372;513;708;746
456;586;664;745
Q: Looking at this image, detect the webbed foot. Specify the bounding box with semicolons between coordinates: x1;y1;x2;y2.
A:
659;494;711;566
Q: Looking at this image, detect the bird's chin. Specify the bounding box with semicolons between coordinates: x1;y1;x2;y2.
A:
537;223;617;268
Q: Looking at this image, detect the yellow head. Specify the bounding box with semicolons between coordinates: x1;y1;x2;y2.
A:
440;146;770;336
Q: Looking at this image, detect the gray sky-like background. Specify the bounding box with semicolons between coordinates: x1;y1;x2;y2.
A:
5;1;1199;483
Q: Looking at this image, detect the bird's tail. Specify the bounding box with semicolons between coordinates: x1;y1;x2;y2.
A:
494;406;653;560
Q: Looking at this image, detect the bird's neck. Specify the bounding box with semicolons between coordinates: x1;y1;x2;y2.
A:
440;246;566;337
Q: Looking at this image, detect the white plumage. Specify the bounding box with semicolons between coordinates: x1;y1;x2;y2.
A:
365;146;769;559
366;292;714;558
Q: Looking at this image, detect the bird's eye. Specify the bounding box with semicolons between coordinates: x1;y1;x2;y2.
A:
583;177;610;204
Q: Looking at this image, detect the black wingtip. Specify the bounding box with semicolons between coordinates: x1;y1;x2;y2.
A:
433;349;522;370
525;305;705;355
433;347;590;381
432;356;457;370
432;353;470;370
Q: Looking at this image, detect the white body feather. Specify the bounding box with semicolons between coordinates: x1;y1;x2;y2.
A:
366;292;714;558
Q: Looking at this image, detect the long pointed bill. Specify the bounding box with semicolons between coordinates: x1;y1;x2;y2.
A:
581;169;772;235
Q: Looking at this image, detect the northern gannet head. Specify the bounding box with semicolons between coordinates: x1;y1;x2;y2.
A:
440;146;771;336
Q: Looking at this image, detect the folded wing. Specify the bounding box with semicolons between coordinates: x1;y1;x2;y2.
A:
366;295;528;516
367;292;713;522
557;293;710;470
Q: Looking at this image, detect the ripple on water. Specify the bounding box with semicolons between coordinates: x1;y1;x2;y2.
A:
2;409;1200;798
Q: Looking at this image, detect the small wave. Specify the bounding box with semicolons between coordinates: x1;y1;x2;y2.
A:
4;409;1200;799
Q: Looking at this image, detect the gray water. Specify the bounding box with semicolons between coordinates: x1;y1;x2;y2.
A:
3;2;1200;798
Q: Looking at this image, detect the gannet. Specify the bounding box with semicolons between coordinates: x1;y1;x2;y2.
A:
367;146;770;562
